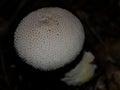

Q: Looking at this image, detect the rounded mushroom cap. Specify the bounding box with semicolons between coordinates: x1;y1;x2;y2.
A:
14;7;85;71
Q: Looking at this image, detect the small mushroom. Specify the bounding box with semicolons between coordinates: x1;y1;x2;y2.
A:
61;52;95;86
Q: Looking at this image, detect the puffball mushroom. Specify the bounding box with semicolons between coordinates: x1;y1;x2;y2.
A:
14;7;85;71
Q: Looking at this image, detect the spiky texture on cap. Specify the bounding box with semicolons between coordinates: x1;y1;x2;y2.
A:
14;7;85;71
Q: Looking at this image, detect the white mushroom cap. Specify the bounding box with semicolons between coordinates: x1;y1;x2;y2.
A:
14;7;85;71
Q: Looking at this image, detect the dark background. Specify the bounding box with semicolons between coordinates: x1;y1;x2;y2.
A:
0;0;120;90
